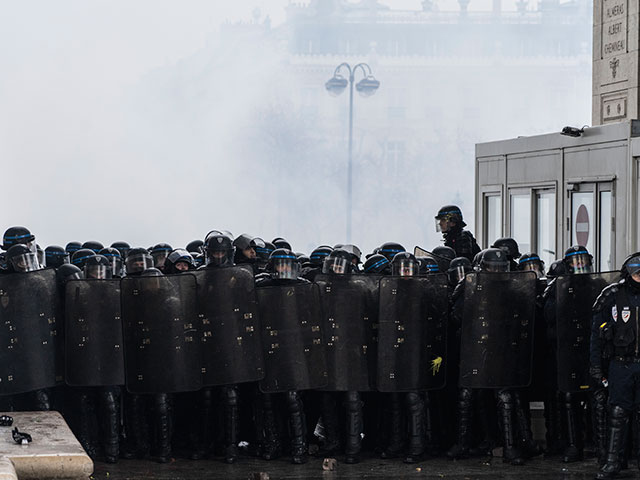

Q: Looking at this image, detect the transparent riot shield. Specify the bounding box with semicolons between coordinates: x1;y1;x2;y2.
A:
556;271;620;393
65;279;125;386
257;282;327;393
314;274;378;391
459;271;537;389
194;266;264;386
0;269;61;395
377;275;449;392
121;274;201;394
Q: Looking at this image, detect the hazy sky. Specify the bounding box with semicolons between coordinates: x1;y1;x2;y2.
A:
0;0;586;255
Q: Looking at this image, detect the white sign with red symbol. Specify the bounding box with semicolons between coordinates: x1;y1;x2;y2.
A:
575;204;590;246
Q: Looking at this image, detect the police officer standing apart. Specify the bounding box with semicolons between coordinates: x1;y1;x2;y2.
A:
435;206;481;262
591;252;640;479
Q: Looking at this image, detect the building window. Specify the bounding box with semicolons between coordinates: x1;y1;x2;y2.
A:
484;194;502;247
510;193;531;254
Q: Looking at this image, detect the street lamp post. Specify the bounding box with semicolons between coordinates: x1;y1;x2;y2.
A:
325;62;380;243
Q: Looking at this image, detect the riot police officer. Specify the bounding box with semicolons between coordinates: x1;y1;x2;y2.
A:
435;206;481;261
591;252;640;479
256;249;310;464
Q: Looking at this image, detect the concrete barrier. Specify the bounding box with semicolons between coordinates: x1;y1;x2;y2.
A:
0;411;93;479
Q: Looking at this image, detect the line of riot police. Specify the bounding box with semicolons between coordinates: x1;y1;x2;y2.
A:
0;206;632;479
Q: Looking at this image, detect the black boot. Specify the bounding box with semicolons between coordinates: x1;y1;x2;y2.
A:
190;388;213;460
514;391;540;459
121;393;149;459
446;388;473;459
152;393;173;463
404;392;425;463
287;391;308;464
423;392;440;456
596;406;628;479
563;393;584;463
544;391;564;457
497;390;524;466
591;388;608;467
76;390;98;459
344;391;363;464
319;392;341;455
99;387;121;464
261;393;281;460
223;385;239;464
381;393;404;459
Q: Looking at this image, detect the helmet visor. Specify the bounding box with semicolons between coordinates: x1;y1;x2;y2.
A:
322;257;350;275
392;259;417;277
567;253;592;274
625;255;640;277
522;261;544;278
11;252;40;272
151;251;169;269
85;264;111;280
125;253;154;274
483;261;509;273
448;265;468;284
272;258;300;280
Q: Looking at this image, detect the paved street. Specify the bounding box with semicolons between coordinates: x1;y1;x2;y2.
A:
91;453;605;480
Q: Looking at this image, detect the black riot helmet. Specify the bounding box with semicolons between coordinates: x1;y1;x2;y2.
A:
71;248;97;269
6;244;40;273
45;245;69;268
98;247;123;277
621;252;640;281
322;248;353;275
150;243;173;271
82;241;104;253
164;249;195;274
186;239;204;254
518;252;545;279
5;227;34;249
256;241;275;271
477;248;509;272
57;263;83;284
110;241;131;259
547;259;567;278
435;205;466;232
272;237;292;250
205;233;235;267
491;237;521;260
432;246;456;269
125;247;154;276
2;226;35;251
563;245;592;274
65;241;82;255
84;254;112;280
363;253;391;274
379;242;406;262
448;257;472;285
341;244;362;267
418;255;440;275
391;252;419;277
233;234;264;264
267;248;300;280
310;246;333;267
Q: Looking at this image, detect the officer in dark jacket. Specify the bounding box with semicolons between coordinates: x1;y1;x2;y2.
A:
256;249;310;464
435;206;481;262
591;252;640;479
